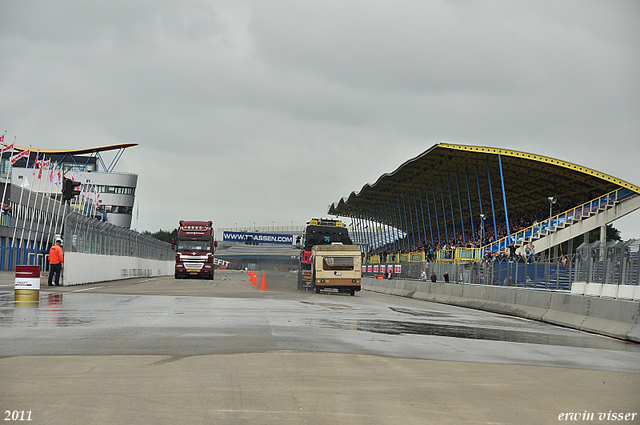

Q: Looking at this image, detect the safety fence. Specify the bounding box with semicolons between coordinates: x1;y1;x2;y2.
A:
363;239;639;291
573;239;639;286
63;211;173;261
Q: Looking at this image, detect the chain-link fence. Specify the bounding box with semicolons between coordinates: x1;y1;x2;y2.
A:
63;210;173;261
574;239;639;286
364;239;639;291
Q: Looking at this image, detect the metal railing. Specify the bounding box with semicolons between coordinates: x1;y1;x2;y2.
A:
63;211;173;261
363;239;639;290
482;188;635;255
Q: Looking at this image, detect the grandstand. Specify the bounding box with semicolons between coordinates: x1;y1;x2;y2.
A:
328;143;640;270
328;143;640;252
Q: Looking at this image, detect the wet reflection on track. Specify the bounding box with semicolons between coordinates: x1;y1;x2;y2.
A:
321;318;640;351
0;292;93;328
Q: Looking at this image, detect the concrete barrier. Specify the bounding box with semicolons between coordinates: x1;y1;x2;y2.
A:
579;296;640;339
363;277;640;342
584;283;602;297
64;252;174;286
600;284;619;299
570;281;586;296
511;290;552;321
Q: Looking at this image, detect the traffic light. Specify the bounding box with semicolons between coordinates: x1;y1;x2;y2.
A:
62;177;81;201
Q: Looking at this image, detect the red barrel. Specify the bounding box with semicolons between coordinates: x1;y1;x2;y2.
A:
15;265;41;304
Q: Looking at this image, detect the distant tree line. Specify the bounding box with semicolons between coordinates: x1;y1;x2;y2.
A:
143;228;177;243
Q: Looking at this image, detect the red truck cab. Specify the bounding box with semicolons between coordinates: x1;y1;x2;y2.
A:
172;220;216;280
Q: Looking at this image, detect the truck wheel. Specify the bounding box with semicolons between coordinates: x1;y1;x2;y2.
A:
350;289;355;296
315;287;320;294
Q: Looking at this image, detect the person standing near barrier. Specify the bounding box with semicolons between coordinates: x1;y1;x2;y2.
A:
443;271;450;283
430;271;437;282
48;238;64;286
420;270;427;281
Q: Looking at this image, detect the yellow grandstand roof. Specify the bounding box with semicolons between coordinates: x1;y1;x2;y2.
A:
328;143;640;220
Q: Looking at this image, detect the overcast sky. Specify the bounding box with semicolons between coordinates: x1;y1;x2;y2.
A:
1;1;638;238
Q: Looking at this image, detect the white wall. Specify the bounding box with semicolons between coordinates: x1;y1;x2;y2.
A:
63;252;173;286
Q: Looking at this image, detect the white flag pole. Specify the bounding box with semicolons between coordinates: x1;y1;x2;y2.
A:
0;132;12;217
42;162;58;249
50;169;65;248
20;151;40;262
10;143;29;256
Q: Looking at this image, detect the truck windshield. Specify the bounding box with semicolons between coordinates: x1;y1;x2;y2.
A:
322;256;354;271
177;240;211;251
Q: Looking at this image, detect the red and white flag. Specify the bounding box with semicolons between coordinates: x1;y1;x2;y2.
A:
0;135;4;143
10;149;30;164
1;143;14;154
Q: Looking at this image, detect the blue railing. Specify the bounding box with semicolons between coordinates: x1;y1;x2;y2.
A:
481;188;634;256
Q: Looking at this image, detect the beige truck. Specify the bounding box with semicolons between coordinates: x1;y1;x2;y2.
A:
311;244;362;296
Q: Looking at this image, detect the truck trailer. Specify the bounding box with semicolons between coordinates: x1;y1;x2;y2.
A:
172;220;216;280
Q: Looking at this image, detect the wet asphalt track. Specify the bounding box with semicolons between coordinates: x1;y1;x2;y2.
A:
1;270;639;424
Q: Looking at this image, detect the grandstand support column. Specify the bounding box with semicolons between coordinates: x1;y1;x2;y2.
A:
567;237;573;285
455;172;466;244
418;189;428;248
464;168;475;242
403;193;415;249
366;212;374;253
424;186;434;247
600;225;606;262
439;180;449;244
412;191;422;248
486;159;498;243
386;201;398;252
498;155;511;242
390;201;400;252
375;208;384;250
567;238;573;255
396;198;406;251
431;182;441;247
447;176;457;243
475;164;485;243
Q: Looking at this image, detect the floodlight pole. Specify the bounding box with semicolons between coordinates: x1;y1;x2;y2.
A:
548;196;556;220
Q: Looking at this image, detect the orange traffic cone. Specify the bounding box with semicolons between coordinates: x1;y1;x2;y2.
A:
251;272;257;285
259;272;267;291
